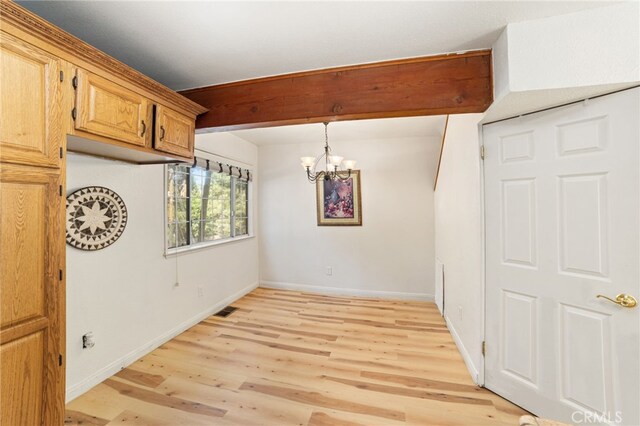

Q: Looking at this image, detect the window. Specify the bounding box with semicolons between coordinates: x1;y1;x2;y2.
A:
166;162;251;251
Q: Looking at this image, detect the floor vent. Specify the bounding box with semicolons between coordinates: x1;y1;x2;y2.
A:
214;306;238;318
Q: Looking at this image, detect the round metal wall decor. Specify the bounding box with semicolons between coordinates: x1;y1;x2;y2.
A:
66;186;128;251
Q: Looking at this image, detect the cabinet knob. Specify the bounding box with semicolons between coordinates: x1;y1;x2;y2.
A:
160;125;166;141
140;120;146;137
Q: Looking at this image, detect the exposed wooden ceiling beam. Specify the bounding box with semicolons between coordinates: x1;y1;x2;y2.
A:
180;50;492;132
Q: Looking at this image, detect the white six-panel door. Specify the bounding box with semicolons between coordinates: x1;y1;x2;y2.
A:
484;88;639;425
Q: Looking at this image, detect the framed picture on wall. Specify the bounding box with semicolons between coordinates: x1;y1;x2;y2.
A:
316;170;362;226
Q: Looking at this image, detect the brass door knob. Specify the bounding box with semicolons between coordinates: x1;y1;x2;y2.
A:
596;293;638;308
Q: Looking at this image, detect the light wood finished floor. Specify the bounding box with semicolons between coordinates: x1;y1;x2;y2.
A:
65;288;527;425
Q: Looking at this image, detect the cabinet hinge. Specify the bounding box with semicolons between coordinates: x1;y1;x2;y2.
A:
59;269;63;281
59;185;63;196
59;70;64;82
480;145;485;160
59;354;63;366
72;75;78;90
71;107;77;121
482;341;486;356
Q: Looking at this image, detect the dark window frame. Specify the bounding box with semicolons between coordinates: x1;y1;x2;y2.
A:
165;163;251;253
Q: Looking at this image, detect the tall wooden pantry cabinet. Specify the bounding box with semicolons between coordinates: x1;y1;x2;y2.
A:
0;1;207;424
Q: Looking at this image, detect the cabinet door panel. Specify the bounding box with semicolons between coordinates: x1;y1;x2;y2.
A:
0;164;63;426
0;332;45;426
154;105;194;159
0;181;46;327
0;31;62;168
75;69;149;147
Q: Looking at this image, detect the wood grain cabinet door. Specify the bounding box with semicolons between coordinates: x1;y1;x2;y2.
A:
0;163;64;426
75;69;150;147
154;105;194;159
0;31;62;168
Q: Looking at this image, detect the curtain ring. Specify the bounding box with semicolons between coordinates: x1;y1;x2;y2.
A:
206;159;210;171
228;165;233;176
192;156;197;168
218;163;223;173
238;168;243;179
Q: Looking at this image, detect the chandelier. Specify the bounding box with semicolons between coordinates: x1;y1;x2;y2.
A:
300;122;356;183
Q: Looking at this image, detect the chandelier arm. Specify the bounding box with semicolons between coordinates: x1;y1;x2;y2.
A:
313;152;326;171
334;169;352;182
307;170;327;183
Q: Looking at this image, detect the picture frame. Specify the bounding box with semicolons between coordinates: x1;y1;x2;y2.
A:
316;170;362;226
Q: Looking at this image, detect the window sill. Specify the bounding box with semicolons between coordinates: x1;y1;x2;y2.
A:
164;234;254;257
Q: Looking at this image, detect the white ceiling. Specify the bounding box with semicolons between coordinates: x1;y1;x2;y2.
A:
229;115;447;146
19;1;610;91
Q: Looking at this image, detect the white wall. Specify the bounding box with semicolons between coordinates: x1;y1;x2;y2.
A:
258;136;439;299
487;2;640;121
434;113;484;383
65;133;258;401
507;2;639;92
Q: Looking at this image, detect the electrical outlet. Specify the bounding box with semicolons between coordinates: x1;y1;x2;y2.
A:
198;286;204;297
326;266;332;276
82;332;95;349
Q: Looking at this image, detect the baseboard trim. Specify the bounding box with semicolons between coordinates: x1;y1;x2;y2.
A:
445;315;481;385
65;281;258;402
260;280;434;301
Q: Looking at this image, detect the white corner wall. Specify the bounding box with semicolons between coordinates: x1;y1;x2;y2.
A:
487;2;640;121
507;2;639;92
65;133;258;401
434;113;484;383
258;136;439;299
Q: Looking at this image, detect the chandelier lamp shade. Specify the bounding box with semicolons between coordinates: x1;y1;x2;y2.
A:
301;122;356;183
